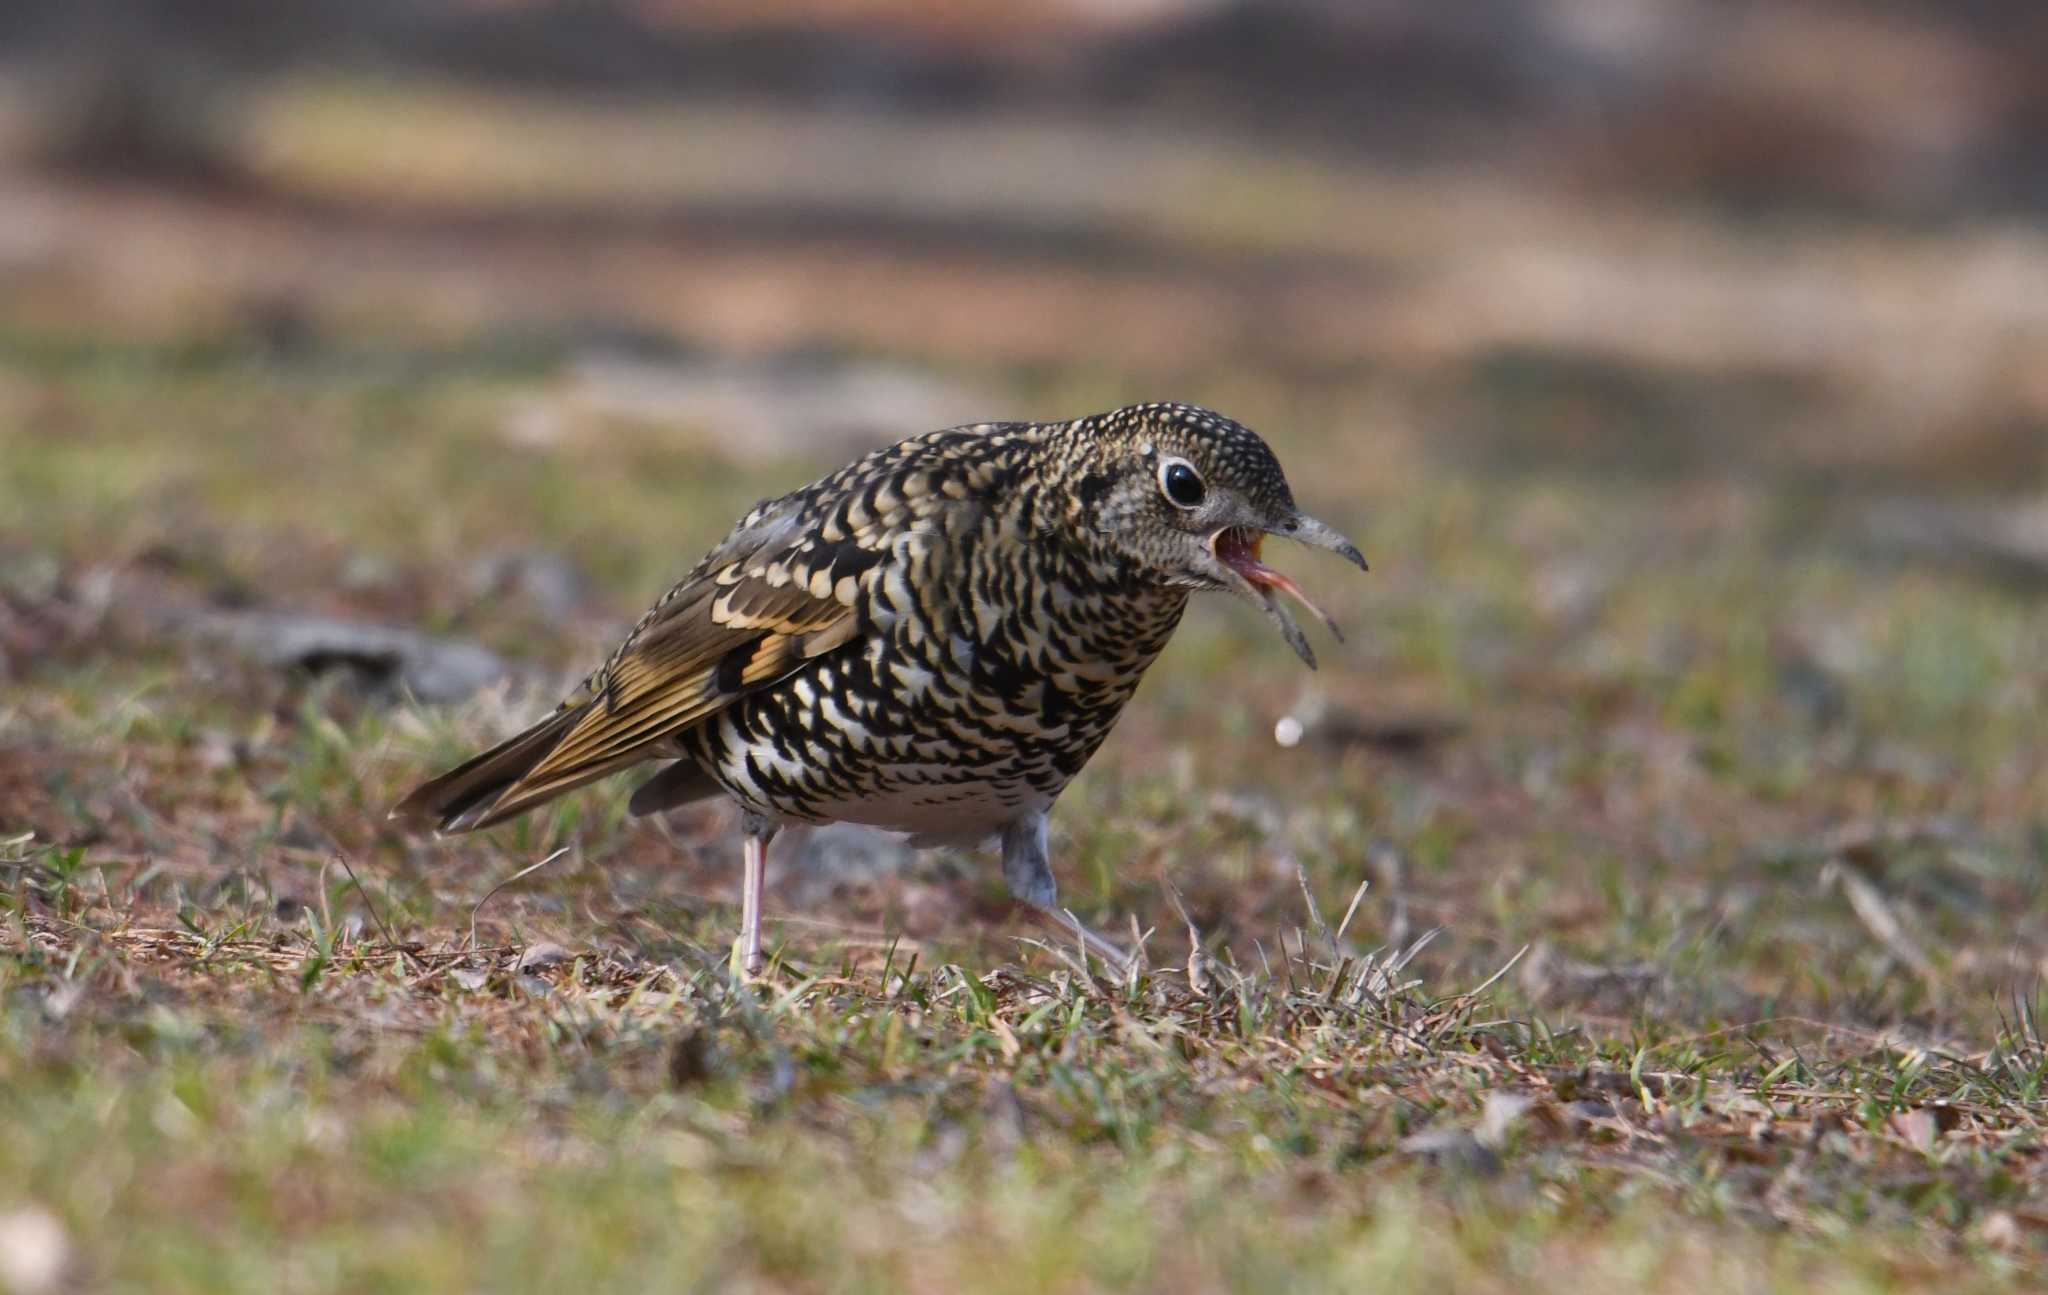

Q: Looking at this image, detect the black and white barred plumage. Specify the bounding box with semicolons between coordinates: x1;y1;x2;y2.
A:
393;402;1365;968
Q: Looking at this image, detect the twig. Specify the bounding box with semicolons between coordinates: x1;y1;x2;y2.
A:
1821;858;1938;987
1164;882;1208;997
1018;935;1100;993
332;851;421;970
468;847;571;953
1295;863;1330;953
1388;926;1440;974
1335;876;1371;943
1463;942;1530;999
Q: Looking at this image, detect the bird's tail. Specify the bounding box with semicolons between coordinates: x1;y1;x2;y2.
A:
389;699;638;834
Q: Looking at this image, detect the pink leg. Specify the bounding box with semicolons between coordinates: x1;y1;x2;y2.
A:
741;832;767;976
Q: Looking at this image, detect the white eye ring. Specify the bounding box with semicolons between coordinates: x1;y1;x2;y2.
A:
1157;456;1206;509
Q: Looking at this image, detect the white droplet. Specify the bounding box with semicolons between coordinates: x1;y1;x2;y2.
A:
1274;716;1304;748
0;1207;71;1295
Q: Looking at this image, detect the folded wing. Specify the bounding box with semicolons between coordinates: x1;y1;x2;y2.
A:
389;497;887;833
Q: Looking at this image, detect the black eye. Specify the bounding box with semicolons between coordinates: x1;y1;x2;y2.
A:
1159;459;1206;508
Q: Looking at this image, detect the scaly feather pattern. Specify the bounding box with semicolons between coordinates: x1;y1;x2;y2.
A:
393;402;1365;884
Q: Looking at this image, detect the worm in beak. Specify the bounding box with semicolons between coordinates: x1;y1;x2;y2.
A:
1210;514;1366;669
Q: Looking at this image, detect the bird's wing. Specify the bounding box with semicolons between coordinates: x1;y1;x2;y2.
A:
392;437;997;832
503;497;896;804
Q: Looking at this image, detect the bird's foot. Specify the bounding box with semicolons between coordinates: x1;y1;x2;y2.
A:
1030;903;1142;980
734;939;767;979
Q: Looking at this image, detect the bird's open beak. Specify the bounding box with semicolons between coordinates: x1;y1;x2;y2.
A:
1210;513;1367;669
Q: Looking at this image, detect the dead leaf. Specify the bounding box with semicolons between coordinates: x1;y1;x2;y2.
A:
1477;1091;1536;1147
1888;1104;1960;1152
989;1013;1022;1062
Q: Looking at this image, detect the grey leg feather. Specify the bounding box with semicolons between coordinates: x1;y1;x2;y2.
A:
1000;813;1059;910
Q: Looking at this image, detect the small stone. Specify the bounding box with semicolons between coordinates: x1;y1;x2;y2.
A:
515;942;573;973
668;1027;715;1088
1978;1211;2023;1251
467;551;587;621
200;610;507;704
1398;1126;1501;1175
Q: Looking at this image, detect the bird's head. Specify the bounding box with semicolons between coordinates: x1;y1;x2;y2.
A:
1063;403;1367;668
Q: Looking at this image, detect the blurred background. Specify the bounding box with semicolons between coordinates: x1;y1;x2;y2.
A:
3;0;2047;984
3;0;2043;476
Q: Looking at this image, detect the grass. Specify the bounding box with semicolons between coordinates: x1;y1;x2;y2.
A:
4;72;2048;1293
6;353;2048;1292
11;854;2048;1293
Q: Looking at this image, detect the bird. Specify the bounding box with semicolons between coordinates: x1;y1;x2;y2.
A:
390;401;1365;974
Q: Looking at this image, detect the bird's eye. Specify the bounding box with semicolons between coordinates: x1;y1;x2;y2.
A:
1159;458;1206;509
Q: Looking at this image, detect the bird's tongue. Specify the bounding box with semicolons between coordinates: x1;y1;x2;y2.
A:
1215;528;1342;640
